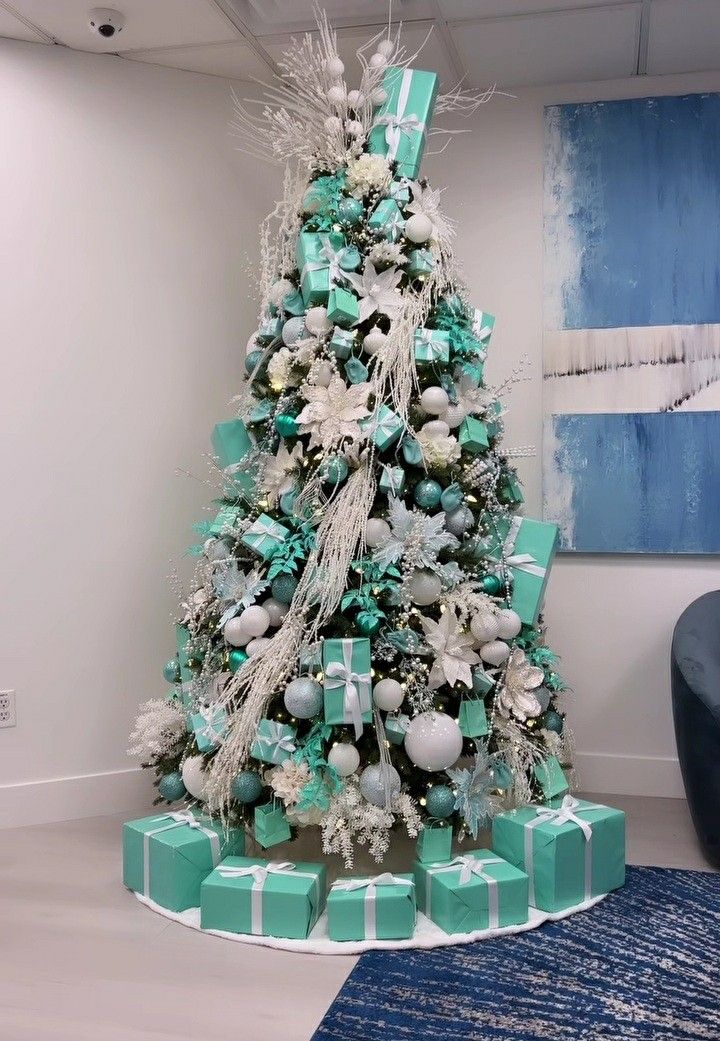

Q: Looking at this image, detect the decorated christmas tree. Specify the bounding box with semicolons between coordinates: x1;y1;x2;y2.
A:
129;14;570;871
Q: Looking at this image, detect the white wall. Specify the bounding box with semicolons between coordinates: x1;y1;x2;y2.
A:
0;40;277;826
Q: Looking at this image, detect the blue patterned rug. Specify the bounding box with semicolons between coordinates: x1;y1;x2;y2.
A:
313;866;720;1040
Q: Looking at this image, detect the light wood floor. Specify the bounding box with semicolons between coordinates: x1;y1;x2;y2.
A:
0;793;715;1041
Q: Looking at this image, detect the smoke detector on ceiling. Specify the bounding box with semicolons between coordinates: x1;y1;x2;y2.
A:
88;8;126;42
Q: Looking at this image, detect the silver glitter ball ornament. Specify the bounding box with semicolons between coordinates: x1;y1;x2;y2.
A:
283;677;323;719
359;763;401;807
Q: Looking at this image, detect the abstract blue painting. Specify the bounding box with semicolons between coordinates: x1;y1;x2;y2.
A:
543;93;720;554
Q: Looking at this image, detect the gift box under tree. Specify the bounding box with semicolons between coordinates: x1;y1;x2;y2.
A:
327;873;416;941
296;230;346;306
368;66;439;179
481;514;559;626
201;856;327;938
322;638;372;738
414;850;529;934
491;796;626;913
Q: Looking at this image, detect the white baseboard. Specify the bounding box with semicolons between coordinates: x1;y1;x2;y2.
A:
573;752;685;798
0;767;155;829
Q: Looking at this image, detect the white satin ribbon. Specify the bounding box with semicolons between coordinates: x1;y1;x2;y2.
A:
245;516;286;555
216;861;319;935
415;328;446;360
523;795;602;904
372;68;426;163
256;721;296;760
472;308;493;343
324;639;371;739
424;855;504;928
142;811;221;897
331;873;411;939
503;516;547;580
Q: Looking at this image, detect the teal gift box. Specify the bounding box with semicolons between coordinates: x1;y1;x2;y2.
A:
282;288;306;317
257;316;282;343
296;230;346;306
211;419;254;497
122;810;245;912
361;404;404;451
329;326;355;359
407;249;435;279
201;857;326;938
322;638;372;736
471;668;495;697
253;803;292;848
368;65;439;179
534;755;570;800
416;823;452;864
327;286;359;328
482;514;559;626
389;177;411;205
251;718;297;766
459;416;490;455
328;873;416;941
385;712;410;745
459;698;488;738
188;706;227;752
414;850;529;934
471;308;495;347
485;399;503;439
491;797;626;913
241;513;289;561
248;398;274;424
414;327;449;364
209;504;244;538
379;464;406;497
367;198;405;241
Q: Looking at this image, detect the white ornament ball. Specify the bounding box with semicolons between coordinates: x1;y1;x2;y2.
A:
442;403;467;429
421;419;451;440
420;386;450;414
262;597;288;628
362;327;387;356
408;569;443;606
370;87;388;106
181;756;208;801
268;278;294;307
360;763;401;806
366;518;391;548
238;604;270;638
345;120;364;137
282;316;305;346
404;213;433;243
470;611;500;645
324;56;345;79
305;306;332;336
445;505;474;538
480;639;511;667
404;711;463;772
369;52;388;70
372;678;404;712
347;89;365;107
328;743;360;777
377;39;394;57
284;677;323;719
324;115;343;134
327;84;347;106
496;608;522;640
315;361;334;388
246;636;273;657
223;617;251;647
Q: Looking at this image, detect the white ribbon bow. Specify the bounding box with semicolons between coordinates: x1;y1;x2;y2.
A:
194;704;225;745
472;308;493;343
503;516;547;580
324;639;371;739
372;68;426;164
382;467;404;495
424;856;504;928
142;811;221;898
415;329;445;359
301;234;352;288
332;873;411;939
523;795;603;904
257;720;296;760
246;516;286;555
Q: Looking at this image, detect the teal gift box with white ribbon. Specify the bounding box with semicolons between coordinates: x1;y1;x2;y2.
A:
122;810;245;912
482;514;559;626
296;230;347;306
322;638;372;738
471;308;495;347
257;316;282;343
385;711;410;745
188;705;227;752
491;796;626;913
329;326;355;359
379;464;406;497
251;719;297;766
361;404;404;452
328;873;416;941
407;249;435;279
414;327;449;364
200;857;327;939
389;177;411;205
241;513;289;561
327;286;359;328
416;822;452;864
368;65;439;180
367;198;405;241
459;416;490;455
414;850;529;934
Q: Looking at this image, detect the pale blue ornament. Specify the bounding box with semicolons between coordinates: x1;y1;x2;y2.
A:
359;763;401;807
158;772;186;802
445;505;474;537
414;479;442;509
162;658;181;684
283;677;323;719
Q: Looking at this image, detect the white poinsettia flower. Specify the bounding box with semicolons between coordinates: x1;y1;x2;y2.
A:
407;180;453;241
344;261;404;325
373;496;459;573
450;373;494;418
295;376;371;449
265;759;312;806
369;241;407;268
416;428;462;467
345;154;391;198
261;441;303;505
497;648;545;722
420;609;480;689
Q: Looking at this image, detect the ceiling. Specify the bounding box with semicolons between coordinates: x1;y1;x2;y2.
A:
1;0;720;89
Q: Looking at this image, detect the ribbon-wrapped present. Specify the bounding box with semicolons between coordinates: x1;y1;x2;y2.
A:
385;711;411;745
379;464;406;498
368;66;439;180
282;288;306;317
188;705;227;752
485;400;502;439
416;822;452;864
482;514;559;626
407;249;435;279
251;719;297;766
241;513;289;561
329;326;355;359
322;638;372;739
459;416;490;455
296;230;347;306
361;404;404;452
248;398;274;424
257;316;282;344
200;857;326;939
211;419;254;497
389;176;412;205
254;802;292;848
122;810;245;912
367;198;405;241
328;873;416;941
471;668;495;697
327;286;360;328
414;850;529;934
459;697;488;739
414;327;449;364
492;796;626;912
471;308;495;347
534;755;570;800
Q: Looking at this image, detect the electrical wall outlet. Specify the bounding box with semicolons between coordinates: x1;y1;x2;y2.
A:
0;690;16;728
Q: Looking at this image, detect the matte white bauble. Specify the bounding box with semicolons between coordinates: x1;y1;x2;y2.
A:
421;419;451;440
362;327;387;356
345;120;364;137
246;636;273;657
238;604;270;638
420;386;450;414
480;639;511;667
324;56;345;78
470;612;499;645
315;361;334;388
408;569;443;606
282;316;305;346
347;89;365;107
360;763;401;806
496;608;522;640
377;38;394;57
404;213;433;243
327;743;360;777
369;52;388;70
372;678;404;711
370;87;388;106
305;306;332;336
181;756;208;801
223;617;251;647
404;711;463;772
366;518;391;548
262;597;289;628
327;84;347;106
442;403;467;429
324;115;343;133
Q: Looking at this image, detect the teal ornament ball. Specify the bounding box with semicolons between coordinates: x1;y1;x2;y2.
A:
440;483;464;512
245;350;263;374
284;677;323;719
414;479;442;509
338;244;362;271
338;197;363;226
275;413;298;438
228;648;249;673
162;658;181;684
320;456;348;486
426;784;456;819
158;772;187;803
232;770;264;804
481;574;503;595
272;573;298;604
544;709;564;734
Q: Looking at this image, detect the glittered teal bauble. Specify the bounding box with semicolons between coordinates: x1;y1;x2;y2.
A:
338;244;362;271
358;612;382;636
321;456;349;486
158;772;187;802
245;349;263;374
426;784;456;819
163;657;181;684
231;770;264;804
228;648;249;673
440;483;464;512
338;197;363;226
481;574;503;595
544;709;564;734
284;677;323;719
414;479;442;509
275;413;298;437
272;573;298;604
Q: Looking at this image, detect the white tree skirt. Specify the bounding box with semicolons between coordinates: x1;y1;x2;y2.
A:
133;890;607;956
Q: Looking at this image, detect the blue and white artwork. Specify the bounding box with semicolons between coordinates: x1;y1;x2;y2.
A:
543;93;720;554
